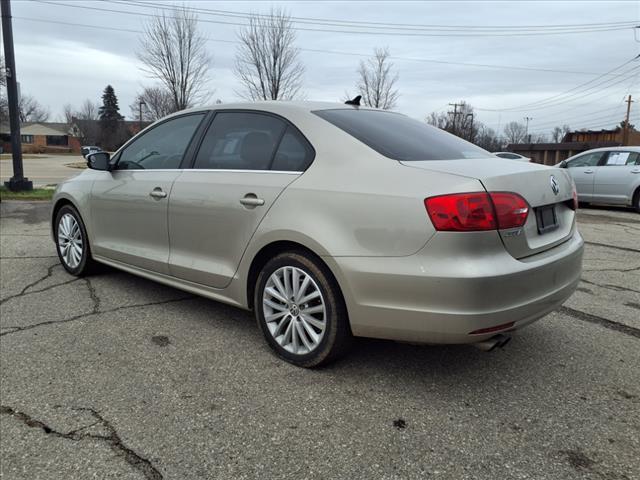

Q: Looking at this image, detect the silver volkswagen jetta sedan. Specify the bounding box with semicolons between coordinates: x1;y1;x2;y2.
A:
51;101;584;367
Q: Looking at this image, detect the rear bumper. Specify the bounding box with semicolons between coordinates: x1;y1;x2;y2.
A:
327;229;584;344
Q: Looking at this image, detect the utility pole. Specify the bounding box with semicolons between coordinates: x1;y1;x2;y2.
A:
524;116;533;143
448;102;463;136
1;0;32;191
623;95;634;146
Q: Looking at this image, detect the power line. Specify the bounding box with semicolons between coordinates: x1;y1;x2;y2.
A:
476;55;640;112
115;0;638;33
34;0;639;37
14;16;632;77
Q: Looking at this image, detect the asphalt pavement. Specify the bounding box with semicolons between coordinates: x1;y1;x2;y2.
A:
0;202;638;480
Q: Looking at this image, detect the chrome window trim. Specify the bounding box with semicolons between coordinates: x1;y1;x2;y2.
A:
112;168;303;175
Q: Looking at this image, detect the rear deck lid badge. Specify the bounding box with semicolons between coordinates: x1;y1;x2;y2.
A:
550;175;560;195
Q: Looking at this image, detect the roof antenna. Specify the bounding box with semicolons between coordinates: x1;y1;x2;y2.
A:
345;95;361;106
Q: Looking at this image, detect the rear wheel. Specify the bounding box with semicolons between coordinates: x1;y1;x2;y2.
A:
54;205;96;276
254;252;351;367
633;188;640;213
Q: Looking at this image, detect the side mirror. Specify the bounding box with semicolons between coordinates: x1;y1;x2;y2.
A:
558;160;568;168
87;152;111;171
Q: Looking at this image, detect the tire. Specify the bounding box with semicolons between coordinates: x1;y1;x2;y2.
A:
254;251;352;367
54;204;96;276
633;189;640;213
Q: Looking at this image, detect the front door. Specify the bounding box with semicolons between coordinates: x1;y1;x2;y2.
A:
168;111;314;288
90;113;206;274
592;151;640;205
566;151;607;201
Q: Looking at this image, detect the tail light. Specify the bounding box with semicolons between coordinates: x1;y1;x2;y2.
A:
424;192;529;232
570;181;578;210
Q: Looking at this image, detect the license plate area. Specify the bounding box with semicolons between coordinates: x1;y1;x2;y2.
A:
535;204;559;234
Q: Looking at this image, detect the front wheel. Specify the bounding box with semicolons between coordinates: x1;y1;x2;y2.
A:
254;252;351;367
54;205;96;276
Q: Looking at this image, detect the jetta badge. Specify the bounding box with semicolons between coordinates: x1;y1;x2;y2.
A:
550;175;560;195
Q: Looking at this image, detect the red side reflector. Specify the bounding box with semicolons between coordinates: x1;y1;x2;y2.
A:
424;192;529;232
469;321;515;335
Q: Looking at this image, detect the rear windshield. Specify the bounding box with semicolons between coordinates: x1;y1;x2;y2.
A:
313;109;492;161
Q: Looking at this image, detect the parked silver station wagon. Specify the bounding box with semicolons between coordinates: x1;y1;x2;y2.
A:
51;101;584;367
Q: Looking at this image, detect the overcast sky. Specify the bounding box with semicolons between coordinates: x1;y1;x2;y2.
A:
7;0;640;136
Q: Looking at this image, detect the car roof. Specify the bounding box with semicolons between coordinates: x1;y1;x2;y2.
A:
165;101;379;119
573;146;640;154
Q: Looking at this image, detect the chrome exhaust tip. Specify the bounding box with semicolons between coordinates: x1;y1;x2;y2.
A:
473;333;511;352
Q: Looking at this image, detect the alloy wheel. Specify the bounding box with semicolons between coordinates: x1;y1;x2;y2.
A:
262;266;326;355
57;213;83;269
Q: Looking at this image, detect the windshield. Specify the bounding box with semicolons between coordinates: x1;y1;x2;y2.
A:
313;109;492;161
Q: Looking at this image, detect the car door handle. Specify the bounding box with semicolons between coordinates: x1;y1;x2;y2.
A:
149;188;167;199
583;170;594;174
631;169;640;174
240;194;265;207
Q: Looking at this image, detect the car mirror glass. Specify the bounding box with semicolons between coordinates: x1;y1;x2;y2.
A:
87;152;111;171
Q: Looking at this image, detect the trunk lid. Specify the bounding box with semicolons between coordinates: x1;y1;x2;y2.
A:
400;158;576;259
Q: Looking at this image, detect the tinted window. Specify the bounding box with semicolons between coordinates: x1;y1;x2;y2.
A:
117;114;204;170
604;151;640;166
567;152;604;168
271;127;314;171
194;112;286;170
314;109;492;161
496;153;520;159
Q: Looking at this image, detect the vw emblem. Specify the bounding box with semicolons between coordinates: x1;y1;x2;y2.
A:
550;175;560;195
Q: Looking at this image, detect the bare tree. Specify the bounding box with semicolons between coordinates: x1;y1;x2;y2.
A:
550;124;571;143
354;47;399;110
18;94;50;122
138;7;211;111
503;121;528;144
130;86;176;121
62;103;75;124
77;99;100;120
235;7;304;101
475;125;503;151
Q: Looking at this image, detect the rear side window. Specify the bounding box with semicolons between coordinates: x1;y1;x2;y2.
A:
271;127;314;171
313;109;492;161
604;151;640;166
194;112;286;170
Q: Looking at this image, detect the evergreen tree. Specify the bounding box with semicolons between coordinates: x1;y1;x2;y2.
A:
99;85;123;121
98;85;124;150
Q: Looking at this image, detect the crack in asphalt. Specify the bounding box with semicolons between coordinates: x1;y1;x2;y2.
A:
0;296;194;337
0;405;163;480
0;263;73;305
559;306;640;339
583;266;640;274
580;278;640;295
584;241;640;254
84;277;101;314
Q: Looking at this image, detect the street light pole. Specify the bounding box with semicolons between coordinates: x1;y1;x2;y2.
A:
138;99;146;132
1;0;32;191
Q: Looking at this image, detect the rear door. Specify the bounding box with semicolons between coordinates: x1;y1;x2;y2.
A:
565;151;607;201
90;113;205;273
592;151;640;205
168;111;314;288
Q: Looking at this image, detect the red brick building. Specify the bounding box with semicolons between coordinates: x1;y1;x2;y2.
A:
1;120;151;154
